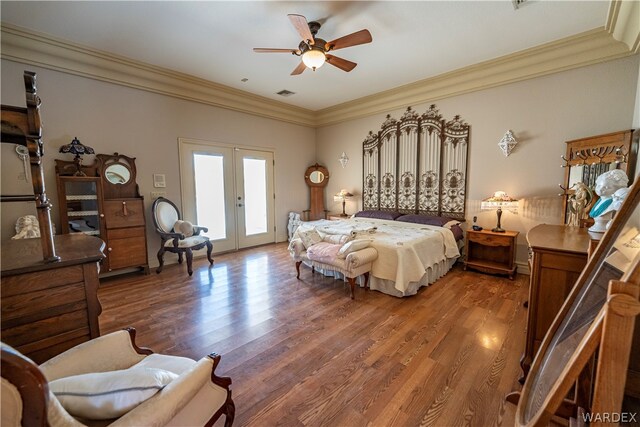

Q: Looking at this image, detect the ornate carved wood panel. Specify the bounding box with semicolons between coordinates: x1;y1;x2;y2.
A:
362;105;470;220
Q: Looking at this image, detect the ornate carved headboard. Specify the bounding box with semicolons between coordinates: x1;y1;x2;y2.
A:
362;105;470;220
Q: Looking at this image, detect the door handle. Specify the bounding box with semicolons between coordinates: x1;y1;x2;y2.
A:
238;203;244;207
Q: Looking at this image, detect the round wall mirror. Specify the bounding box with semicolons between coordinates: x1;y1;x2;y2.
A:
105;163;131;185
309;170;325;184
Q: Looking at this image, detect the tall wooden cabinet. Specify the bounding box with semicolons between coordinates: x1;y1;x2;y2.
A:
520;224;591;379
56;153;149;274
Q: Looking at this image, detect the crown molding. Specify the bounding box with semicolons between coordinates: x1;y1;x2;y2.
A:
0;24;317;127
1;21;636;129
314;28;634;126
607;0;640;53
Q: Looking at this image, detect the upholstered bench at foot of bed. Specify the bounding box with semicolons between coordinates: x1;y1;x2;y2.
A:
289;239;378;299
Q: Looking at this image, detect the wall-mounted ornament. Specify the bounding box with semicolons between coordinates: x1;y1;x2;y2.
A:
339;152;349;168
498;130;518;157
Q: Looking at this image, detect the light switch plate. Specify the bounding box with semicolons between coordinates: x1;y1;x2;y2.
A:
151;191;167;199
153;174;166;188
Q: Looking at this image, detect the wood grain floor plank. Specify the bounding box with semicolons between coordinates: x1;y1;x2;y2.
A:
98;243;527;426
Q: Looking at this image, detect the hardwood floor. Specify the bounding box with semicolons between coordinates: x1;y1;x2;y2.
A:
99;243;528;426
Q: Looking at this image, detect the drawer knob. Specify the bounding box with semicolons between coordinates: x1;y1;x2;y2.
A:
99;213;105;218
108;247;112;252
122;202;129;216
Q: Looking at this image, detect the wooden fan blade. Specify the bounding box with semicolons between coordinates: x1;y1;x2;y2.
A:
291;61;307;75
325;54;357;72
253;48;298;54
325;29;372;51
288;14;314;44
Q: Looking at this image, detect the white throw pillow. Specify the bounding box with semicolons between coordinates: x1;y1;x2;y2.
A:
298;228;323;249
173;220;194;237
322;234;350;245
50;367;178;420
337;239;371;258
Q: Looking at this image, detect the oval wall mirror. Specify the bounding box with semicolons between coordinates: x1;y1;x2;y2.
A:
105;163;131;185
310;170;325;184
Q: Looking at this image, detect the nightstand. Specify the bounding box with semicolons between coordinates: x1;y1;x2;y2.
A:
327;213;349;221
463;229;519;279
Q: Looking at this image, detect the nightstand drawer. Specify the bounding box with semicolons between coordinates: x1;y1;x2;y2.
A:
468;232;514;247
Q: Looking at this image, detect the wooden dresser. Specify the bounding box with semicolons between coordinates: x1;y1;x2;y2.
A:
521;224;591;379
1;234;105;364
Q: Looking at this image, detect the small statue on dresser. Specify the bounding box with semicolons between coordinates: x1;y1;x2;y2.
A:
566;182;593;227
12;215;40;239
589;169;629;233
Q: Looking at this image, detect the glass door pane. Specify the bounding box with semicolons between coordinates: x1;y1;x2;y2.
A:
243;158;267;235
236;149;275;249
179;140;236;253
193;153;226;240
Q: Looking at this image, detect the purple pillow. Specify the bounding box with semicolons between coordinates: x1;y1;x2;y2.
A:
354;210;402;221
449;224;464;241
395;214;453;227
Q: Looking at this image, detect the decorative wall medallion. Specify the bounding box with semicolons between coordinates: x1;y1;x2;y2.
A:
339;152;349;168
498;130;518;157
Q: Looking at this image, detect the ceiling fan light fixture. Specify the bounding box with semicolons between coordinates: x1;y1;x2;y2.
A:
302;49;326;71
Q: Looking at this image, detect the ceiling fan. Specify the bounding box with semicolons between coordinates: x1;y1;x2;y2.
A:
253;14;372;75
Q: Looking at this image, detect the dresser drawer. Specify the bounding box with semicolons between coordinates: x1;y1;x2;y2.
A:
104;199;145;229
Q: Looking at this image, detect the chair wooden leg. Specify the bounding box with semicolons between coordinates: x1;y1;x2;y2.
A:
347;277;356;299
364;272;370;289
178;252;183;264
223;394;235;427
295;261;302;279
206;241;214;266
156;247;165;274
186;249;194;276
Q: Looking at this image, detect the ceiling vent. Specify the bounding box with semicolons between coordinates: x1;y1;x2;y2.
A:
512;0;529;9
276;89;296;97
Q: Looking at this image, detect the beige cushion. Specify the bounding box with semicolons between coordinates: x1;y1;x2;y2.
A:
155;201;179;233
164;235;208;248
298;228;322;249
1;378;22;427
50;367;178;420
132;354;196;376
173;220;194;237
338;239;372;258
321;234;350;245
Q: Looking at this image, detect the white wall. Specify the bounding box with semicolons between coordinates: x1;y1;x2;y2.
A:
316;55;640;267
1;60;316;268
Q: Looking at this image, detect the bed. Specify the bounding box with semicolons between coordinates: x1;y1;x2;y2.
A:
292;213;464;297
291;104;471;297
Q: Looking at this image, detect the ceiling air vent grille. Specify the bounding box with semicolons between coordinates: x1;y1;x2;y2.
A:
276;89;296;97
512;0;529;9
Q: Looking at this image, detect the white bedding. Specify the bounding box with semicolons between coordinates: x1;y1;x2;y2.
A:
294;217;460;297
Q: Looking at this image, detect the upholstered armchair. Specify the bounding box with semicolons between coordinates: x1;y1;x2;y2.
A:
152;197;213;276
1;328;234;427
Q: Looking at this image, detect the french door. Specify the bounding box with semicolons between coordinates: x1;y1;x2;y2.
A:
179;139;275;253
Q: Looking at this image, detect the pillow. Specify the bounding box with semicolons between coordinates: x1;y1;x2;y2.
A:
298;228;323;249
395;214;455;227
50;367;178;420
354;210;402;221
337;239;371;258
173;220;194;237
322;234;350;245
449;224;464;241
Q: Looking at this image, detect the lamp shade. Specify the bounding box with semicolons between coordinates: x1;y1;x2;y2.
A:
59;137;95;156
302;49;326;70
334;189;354;201
481;191;518;212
